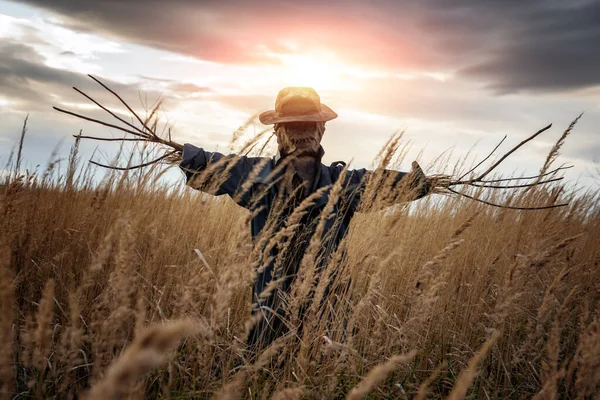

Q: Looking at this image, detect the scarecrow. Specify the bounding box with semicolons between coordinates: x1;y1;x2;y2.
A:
179;87;435;346
55;76;571;348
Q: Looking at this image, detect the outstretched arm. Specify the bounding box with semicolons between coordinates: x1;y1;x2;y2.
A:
179;143;269;206
342;162;433;211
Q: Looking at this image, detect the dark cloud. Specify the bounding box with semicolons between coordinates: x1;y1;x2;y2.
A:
0;38;173;113
0;36;266;138
0;37;274;156
454;1;600;93
0;39;88;108
11;0;600;93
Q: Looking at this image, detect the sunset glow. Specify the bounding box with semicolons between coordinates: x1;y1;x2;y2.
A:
274;53;358;90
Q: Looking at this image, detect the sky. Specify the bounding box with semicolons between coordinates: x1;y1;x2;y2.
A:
1;0;599;188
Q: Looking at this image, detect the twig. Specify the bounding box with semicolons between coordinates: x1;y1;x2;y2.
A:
73;86;149;138
74;135;148;142
445;187;569;210
54;105;183;152
54;106;145;138
88;74;154;135
89;151;176;171
469;177;563;189
444;125;560;202
458;135;507;180
471;165;573;184
474;123;552;181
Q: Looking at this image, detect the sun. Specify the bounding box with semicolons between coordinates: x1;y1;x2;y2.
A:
275;52;355;91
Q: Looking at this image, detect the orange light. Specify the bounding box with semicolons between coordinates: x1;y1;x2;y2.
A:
275;53;357;91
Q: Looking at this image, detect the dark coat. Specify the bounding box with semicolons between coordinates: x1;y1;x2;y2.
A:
179;143;428;346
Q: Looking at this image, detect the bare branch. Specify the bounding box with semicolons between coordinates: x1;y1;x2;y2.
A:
74;135;148;142
54;106;147;138
72;86;150;138
55;88;184;153
458;135;507;181
474;123;552;181
88;74;154;135
89;151;176;171
468;176;563;189
465;165;573;185
445;187;569;210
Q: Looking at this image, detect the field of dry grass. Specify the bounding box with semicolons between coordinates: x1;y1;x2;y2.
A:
1;122;599;399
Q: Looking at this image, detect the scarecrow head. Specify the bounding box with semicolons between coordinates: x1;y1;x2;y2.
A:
259;87;337;157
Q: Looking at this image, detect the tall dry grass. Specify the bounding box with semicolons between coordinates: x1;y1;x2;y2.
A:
1;118;599;399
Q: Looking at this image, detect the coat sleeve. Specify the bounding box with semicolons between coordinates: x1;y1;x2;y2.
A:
340;164;431;211
179;143;266;206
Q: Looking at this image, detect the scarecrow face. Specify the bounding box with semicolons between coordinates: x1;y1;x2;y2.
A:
275;121;324;156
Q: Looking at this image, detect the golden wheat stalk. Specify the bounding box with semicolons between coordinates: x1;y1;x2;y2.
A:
346;350;417;400
85;319;209;400
447;330;501;400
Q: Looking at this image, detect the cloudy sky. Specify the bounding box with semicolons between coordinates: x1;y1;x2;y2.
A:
1;0;599;187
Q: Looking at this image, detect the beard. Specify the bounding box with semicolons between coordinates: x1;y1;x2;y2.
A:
275;122;324;158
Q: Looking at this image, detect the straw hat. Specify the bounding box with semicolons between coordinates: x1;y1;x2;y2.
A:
259;87;338;125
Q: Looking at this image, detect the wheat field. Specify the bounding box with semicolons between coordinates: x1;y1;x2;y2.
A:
1;120;599;399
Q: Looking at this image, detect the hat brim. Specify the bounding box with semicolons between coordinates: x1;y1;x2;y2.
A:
259;104;338;125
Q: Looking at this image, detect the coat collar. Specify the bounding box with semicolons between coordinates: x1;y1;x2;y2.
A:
252;146;325;184
250;146;333;208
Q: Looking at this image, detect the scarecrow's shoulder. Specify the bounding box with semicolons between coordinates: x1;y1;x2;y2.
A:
329;160;346;169
328;161;346;179
328;161;360;184
329;161;371;186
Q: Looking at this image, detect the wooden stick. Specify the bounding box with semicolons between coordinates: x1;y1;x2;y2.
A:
474;123;552;181
457;135;507;181
72;86;149;138
54;106;147;138
480;165;573;183
446;187;569;210
89;151;175;171
468;176;563;189
88;74;154;135
54;106;183;152
74;135;148;142
451;165;573;186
